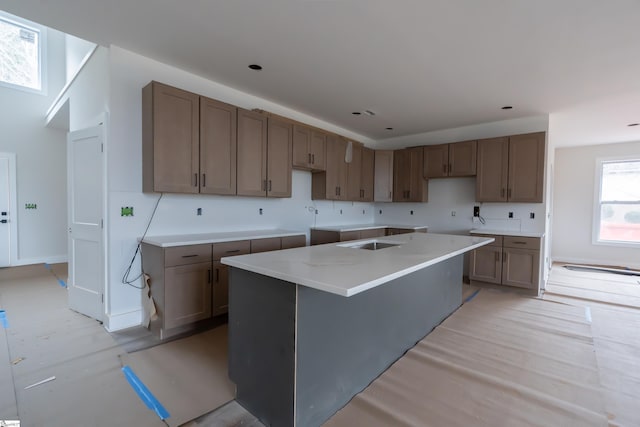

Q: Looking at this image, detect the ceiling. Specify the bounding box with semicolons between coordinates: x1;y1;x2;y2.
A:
2;0;640;146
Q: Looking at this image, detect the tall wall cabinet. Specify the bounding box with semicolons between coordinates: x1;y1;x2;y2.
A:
393;147;428;202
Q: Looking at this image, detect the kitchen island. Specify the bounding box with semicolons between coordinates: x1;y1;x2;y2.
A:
222;232;493;427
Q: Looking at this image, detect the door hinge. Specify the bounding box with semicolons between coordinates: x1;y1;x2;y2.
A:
101;143;104;153
101;294;104;303
101;219;104;229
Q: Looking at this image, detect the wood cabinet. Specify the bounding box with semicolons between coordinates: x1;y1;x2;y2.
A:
310;228;386;245
142;81;200;193
292;124;326;171
393;147;428;202
312;135;348;200
237;111;292;198
212;240;250;316
386;227;428;236
374;150;394;202
346;145;374;202
470;234;541;292
476;132;545;203
423;140;477;179
200;96;237;195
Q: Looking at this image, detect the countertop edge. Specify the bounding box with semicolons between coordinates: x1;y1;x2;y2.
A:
469;229;545;238
141;229;306;247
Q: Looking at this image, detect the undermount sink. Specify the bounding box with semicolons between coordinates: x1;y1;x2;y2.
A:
339;240;402;251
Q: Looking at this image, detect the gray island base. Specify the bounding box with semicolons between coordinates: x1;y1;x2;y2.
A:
228;255;463;426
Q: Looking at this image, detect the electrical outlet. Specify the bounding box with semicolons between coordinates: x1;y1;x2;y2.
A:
410;210;414;215
259;208;263;215
508;212;513;218
120;206;133;216
451;210;456;217
362;210;366;214
379;209;382;215
530;212;535;219
473;206;480;217
197;208;202;216
340;209;343;214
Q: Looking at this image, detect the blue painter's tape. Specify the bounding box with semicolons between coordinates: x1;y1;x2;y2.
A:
0;310;8;329
121;365;170;421
44;263;51;270
464;289;481;303
585;307;592;324
58;279;67;288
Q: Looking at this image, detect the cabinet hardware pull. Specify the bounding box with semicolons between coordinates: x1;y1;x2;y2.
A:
202;174;206;187
312;153;315;164
448;164;452;174
338;187;341;196
335;186;338;196
208;269;211;284
216;268;219;283
268;180;272;192
443;164;447;174
513;241;526;245
181;254;198;258
308;153;312;164
501;188;505;198
226;249;240;254
194;173;198;187
389;191;392;199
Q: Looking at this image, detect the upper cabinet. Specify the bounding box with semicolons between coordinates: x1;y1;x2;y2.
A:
200;96;237;195
143;81;200;193
237;110;292;198
393;147;428;202
292;125;326;171
346;144;375;202
360;147;374;202
374;150;394;202
312;135;348;200
423;140;477;179
476;132;545;203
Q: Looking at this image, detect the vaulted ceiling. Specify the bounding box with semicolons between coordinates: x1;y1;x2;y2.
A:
2;0;640;146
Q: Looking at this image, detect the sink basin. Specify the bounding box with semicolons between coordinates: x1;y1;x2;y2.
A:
338;240;402;250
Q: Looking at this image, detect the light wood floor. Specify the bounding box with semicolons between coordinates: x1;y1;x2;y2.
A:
1;263;638;426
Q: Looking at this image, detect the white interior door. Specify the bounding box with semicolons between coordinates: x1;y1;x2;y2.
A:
0;155;12;267
67;125;104;321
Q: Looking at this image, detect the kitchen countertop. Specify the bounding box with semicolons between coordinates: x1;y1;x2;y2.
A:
311;224;428;232
469;229;545;238
222;233;493;297
141;229;306;247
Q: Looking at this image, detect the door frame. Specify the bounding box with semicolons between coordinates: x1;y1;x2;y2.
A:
0;152;18;266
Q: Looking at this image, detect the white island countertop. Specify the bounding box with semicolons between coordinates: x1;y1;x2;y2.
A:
141;229;305;247
222;232;493;297
311;224;428;232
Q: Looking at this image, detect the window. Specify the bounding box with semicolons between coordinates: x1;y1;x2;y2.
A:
594;158;640;245
0;12;44;92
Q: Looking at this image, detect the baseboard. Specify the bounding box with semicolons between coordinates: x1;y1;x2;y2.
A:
13;255;68;266
552;256;640;270
105;309;142;332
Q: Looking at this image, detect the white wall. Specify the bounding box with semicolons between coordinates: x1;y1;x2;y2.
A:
64;34;96;84
105;46;375;330
552;140;640;269
0;27;67;265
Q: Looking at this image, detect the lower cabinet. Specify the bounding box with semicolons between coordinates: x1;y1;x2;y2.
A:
310;227;426;245
469;234;541;291
142;233;306;338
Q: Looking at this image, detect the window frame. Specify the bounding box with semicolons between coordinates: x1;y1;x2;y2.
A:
592;156;640;247
0;11;47;95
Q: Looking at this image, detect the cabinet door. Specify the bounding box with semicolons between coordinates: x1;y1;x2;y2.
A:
408;147;428;202
339;231;360;242
164;262;212;329
393;149;410;202
359;228;385;239
502;248;539;289
449;140;477;177
508;132;545;203
374;150;394;202
212;261;229;316
143;82;200;193
360;147;374;202
281;235;306;249
423;144;449;178
267;118;293;198
292;124;312;169
469;246;503;284
346;144;363;200
200;97;237;195
251;237;282;253
237;109;268;197
476;137;509;202
309;130;326;170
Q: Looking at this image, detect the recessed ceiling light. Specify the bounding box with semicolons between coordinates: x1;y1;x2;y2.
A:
386;127;394;130
363;110;376;117
501;106;513;110
628;123;639;127
248;64;263;71
352;112;361;115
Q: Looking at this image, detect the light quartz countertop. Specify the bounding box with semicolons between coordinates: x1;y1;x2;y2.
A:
311;224;428;232
141;229;306;248
222;233;493;297
469;229;545;238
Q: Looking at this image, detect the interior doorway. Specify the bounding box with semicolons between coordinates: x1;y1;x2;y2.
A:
0;152;18;267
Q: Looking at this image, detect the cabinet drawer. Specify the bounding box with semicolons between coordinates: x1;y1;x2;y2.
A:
281;235;306;249
251;237;282;253
339;231;360;242
472;234;503;247
503;236;540;250
164;244;212;267
359;228;386;239
212;240;251;260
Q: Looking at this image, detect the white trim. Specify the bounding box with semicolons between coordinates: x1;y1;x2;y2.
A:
104;309;142;332
552;256;640;271
13;255;68;266
592;156;640;247
0;153;18;267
